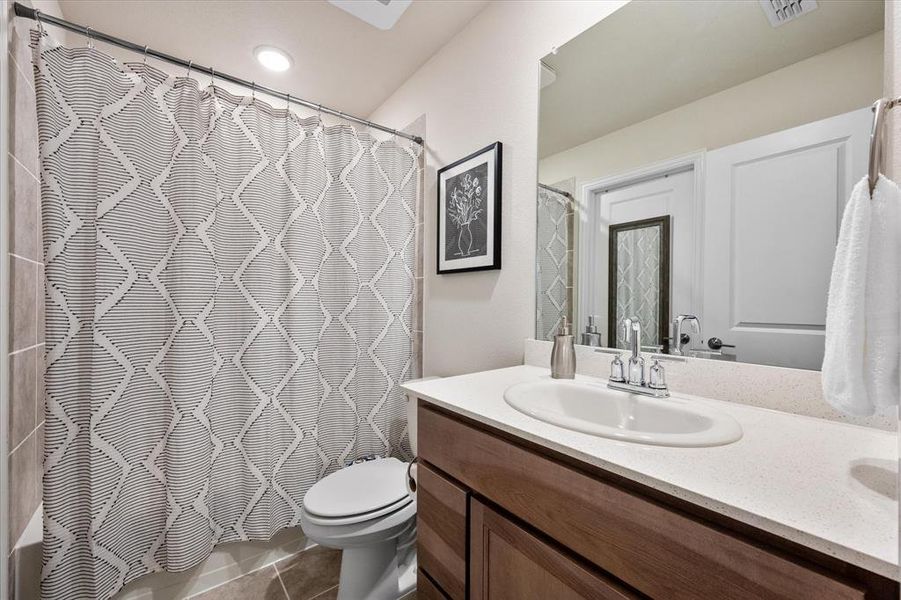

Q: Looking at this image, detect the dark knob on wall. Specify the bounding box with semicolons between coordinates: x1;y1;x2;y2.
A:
707;337;735;350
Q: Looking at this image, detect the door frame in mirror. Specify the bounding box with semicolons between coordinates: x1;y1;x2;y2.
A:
576;151;705;342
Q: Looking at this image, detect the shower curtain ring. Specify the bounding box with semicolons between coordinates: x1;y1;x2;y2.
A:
251;81;256;101
209;67;215;91
34;9;45;35
142;45;149;64
85;26;95;49
186;60;192;78
285;93;291;112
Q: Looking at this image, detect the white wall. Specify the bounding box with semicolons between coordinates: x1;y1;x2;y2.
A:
369;1;628;377
539;31;884;188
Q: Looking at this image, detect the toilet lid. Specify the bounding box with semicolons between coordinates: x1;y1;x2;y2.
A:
303;457;410;518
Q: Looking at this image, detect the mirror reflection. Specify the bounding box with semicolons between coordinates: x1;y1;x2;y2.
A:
536;0;884;370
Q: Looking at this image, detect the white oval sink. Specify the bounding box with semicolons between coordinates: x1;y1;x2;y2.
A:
504;380;742;447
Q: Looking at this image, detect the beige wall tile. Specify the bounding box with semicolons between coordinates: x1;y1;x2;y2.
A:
11;56;39;177
10;257;37;352
10;20;36;89
9;348;37;449
9;155;40;261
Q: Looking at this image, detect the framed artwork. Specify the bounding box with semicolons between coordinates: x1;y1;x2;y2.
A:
437;142;502;274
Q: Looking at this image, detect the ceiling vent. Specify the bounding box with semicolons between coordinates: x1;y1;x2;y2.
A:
758;0;818;28
328;0;413;31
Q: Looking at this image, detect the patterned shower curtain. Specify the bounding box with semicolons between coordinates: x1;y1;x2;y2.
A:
32;34;420;600
535;185;573;341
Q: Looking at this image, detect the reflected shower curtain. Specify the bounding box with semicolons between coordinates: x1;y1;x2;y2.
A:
535;185;573;341
33;34;420;600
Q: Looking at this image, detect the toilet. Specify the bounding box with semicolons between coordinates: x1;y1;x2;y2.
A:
301;380;431;600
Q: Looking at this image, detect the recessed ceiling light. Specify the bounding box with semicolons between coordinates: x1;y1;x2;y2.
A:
254;46;292;72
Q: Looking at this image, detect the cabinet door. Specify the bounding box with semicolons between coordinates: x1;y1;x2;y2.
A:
470;499;637;600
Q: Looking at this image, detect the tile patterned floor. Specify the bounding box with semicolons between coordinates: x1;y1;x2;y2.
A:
188;545;417;600
189;546;340;600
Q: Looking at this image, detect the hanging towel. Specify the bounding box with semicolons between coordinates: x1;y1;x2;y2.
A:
863;176;901;413
822;176;872;415
823;175;901;416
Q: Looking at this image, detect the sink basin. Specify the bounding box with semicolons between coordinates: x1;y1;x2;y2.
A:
503;379;742;447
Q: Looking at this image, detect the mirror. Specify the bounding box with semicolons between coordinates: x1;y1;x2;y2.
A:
535;0;884;370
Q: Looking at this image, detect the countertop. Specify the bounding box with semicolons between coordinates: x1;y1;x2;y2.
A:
402;365;899;580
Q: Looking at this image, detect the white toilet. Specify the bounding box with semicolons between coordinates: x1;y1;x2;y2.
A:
300;382;428;600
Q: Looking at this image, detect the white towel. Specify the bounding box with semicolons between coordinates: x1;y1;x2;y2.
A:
822;176;872;415
863;176;901;413
823;175;901;416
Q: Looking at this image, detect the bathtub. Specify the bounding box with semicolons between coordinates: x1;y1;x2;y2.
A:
11;506;312;600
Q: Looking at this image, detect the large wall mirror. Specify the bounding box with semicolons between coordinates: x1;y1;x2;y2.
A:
535;0;884;370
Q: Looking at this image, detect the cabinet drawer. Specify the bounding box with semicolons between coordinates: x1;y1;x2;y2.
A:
471;499;638;600
417;461;468;600
419;405;865;600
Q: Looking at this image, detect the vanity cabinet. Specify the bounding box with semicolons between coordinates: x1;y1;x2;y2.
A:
415;401;898;600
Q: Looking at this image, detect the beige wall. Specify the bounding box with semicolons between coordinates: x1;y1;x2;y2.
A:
369;1;628;377
539;31;884;188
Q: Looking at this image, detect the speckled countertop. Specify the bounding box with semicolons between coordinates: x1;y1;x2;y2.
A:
402;365;898;580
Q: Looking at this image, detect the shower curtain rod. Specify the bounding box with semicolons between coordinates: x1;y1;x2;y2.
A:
538;182;572;198
12;2;424;146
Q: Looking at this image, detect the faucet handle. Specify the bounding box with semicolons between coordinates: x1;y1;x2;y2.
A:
609;353;626;383
648;359;667;390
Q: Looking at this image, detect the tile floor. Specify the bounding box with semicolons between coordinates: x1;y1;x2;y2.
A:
189;545;417;600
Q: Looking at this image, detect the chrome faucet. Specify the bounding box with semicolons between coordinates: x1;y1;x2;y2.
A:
671;314;701;356
603;317;670;398
622;317;644;386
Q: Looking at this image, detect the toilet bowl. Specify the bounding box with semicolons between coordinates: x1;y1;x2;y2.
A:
300;379;436;600
301;457;417;600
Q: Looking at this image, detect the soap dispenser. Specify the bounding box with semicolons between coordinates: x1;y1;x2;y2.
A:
551;317;576;379
580;315;602;347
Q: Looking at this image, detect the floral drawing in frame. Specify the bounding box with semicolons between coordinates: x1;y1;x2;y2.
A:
437;142;502;274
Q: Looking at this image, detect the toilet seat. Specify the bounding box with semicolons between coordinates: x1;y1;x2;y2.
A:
302;457;412;526
303;495;413;527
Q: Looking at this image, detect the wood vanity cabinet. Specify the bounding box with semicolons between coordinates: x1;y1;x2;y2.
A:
414;401;899;600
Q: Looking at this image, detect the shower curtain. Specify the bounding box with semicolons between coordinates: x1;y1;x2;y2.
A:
32;34;420;600
535;185;573;341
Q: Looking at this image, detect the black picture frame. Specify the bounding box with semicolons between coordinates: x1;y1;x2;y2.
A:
608;215;671;351
436;142;502;274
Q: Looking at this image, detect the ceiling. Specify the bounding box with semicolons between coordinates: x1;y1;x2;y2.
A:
57;0;488;119
539;0;884;158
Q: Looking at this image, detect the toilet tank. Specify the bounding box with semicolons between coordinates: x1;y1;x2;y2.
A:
405;376;440;456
